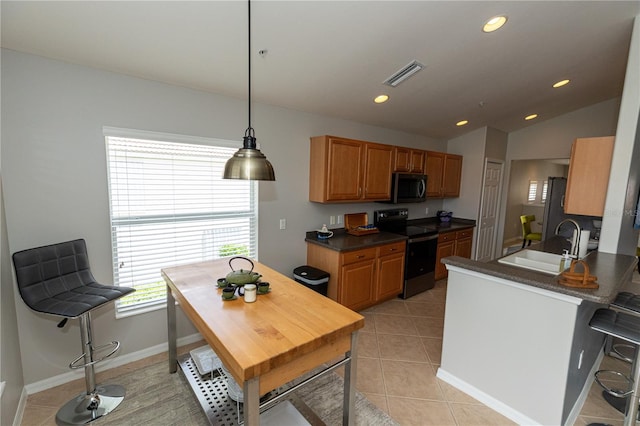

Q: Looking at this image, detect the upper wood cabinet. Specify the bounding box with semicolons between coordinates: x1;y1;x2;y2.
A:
309;135;393;203
394;147;426;173
426;151;462;198
564;136;614;217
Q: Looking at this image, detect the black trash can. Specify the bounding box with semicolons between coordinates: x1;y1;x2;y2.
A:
293;265;329;296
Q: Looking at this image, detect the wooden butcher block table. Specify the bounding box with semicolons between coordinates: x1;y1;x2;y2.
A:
163;258;364;425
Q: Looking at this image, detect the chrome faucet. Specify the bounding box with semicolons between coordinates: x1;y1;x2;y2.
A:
554;218;582;258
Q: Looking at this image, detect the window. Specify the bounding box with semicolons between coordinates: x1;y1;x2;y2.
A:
105;128;257;316
527;181;538;202
527;179;548;204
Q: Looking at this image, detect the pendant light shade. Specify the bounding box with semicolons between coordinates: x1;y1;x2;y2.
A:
223;0;275;181
223;131;275;180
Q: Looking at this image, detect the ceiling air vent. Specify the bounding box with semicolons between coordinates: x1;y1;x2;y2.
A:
383;60;425;87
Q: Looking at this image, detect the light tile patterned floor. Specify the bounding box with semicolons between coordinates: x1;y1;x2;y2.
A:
20;277;636;425
355;279;629;425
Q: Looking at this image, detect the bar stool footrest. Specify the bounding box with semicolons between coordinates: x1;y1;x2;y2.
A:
594;370;633;398
612;343;635;363
69;341;120;370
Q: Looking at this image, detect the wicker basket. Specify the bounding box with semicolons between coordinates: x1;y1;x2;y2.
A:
558;259;598;289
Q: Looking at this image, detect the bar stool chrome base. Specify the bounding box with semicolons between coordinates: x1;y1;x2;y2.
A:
55;384;125;425
601;390;640;420
589;308;640;426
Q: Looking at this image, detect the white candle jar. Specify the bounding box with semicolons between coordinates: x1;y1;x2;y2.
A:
244;284;257;303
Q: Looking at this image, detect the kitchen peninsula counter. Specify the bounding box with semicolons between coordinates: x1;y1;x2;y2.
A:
442;236;638;304
438;238;638;426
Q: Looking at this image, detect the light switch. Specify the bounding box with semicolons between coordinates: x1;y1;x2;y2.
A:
279;219;286;230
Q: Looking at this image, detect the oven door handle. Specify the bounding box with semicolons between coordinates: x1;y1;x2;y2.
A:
408;234;438;243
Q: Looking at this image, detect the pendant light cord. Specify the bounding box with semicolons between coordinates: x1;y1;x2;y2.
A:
245;0;255;139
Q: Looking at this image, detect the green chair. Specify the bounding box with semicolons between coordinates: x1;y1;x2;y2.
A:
520;215;542;248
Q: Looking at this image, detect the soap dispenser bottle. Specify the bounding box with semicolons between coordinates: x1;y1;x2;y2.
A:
559;249;571;272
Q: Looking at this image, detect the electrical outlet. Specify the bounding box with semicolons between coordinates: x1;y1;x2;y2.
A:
425;207;429;215
337;215;343;224
279;219;286;230
329;216;336;225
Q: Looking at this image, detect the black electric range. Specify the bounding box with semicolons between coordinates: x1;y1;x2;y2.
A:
374;208;438;299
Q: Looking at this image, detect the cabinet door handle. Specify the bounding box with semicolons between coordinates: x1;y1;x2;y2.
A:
356;255;365;259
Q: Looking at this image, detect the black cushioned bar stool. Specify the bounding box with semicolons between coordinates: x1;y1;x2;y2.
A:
590;308;640;426
12;239;135;425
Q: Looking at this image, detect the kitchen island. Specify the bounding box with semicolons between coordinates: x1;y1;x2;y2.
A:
438;237;637;426
162;258;364;425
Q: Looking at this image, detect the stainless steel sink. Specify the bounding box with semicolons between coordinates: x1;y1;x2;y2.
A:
498;249;569;275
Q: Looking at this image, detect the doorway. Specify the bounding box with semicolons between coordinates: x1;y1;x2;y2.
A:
476;159;504;262
502;159;569;253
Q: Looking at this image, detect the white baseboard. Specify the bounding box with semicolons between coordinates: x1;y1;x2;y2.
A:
436;367;538;425
24;333;202;395
12;387;27;426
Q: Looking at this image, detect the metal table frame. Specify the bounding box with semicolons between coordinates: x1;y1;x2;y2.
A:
166;281;359;425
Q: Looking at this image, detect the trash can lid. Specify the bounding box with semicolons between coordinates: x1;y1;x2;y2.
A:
293;265;330;280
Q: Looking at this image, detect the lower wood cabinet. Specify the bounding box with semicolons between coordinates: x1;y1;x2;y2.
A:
435;227;474;281
307;241;406;311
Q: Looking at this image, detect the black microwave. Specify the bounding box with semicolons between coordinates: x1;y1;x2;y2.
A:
385;173;427;203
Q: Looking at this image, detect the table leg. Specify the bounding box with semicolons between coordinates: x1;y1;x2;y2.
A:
343;330;359;426
167;283;177;374
243;376;260;425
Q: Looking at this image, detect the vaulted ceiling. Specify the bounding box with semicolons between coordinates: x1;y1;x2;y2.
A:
2;1;639;140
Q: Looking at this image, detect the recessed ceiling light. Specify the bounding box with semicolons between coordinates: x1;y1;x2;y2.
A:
525;114;538;120
456;120;469;127
374;95;389;104
483;15;508;33
553;79;570;88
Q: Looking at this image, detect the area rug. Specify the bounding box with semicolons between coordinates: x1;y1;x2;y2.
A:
92;359;398;426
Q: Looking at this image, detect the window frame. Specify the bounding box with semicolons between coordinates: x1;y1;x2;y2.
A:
103;127;259;318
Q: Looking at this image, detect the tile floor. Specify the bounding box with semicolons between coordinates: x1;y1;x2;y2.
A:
355;279;629;426
20;279;632;425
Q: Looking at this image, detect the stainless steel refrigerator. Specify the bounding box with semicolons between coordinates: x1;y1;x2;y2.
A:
541;177;602;241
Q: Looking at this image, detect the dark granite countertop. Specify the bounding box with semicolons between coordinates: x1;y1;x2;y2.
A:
304;217;476;252
442;236;638;305
408;217;476;233
305;229;407;251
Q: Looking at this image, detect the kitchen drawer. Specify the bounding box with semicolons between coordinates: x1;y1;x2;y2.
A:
342;247;377;265
377;242;405;257
456;229;473;239
438;231;455;243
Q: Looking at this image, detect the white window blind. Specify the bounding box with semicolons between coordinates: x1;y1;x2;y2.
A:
542;180;548;202
105;133;257;315
527;181;538;202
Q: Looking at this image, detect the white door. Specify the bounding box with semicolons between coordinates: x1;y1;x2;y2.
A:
475;160;504;261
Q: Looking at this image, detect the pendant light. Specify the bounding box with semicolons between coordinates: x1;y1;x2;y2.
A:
223;0;275;181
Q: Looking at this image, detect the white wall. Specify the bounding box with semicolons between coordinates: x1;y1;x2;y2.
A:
600;15;640;255
443;127;487;220
0;48;443;386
